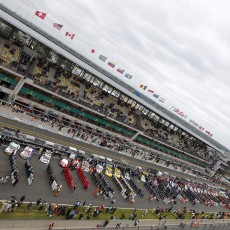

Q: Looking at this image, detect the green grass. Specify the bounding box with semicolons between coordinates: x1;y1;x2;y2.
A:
0;202;229;220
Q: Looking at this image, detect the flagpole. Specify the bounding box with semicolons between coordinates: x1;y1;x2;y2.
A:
29;14;34;23
15;5;20;14
26;8;30;18
81;35;92;54
21;0;30;18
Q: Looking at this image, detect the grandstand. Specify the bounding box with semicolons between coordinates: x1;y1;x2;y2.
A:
0;4;229;178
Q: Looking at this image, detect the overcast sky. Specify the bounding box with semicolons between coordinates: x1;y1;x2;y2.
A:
1;0;230;150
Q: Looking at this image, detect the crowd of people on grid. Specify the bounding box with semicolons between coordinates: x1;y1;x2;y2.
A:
8;102;213;181
2;101;230;192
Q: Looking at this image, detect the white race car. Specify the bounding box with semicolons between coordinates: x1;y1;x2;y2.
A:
81;160;90;172
95;164;104;173
59;157;69;168
5;142;20;156
125;172;131;181
40;149;52;164
20;146;34;159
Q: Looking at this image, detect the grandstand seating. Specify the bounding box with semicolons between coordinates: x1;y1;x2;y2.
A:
0;39;21;69
30;69;214;162
0;28;223;168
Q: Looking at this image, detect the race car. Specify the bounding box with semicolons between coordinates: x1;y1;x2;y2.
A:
95;164;104;173
114;167;121;178
59;157;69;168
69;158;81;170
5;142;20;156
140;174;146;183
20;146;34;159
81;160;90;172
125;172;131;181
40;149;52;164
105;166;113;177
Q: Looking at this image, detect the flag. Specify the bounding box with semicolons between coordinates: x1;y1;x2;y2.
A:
117;68;125;74
99;55;107;62
153;94;160;98
108;62;115;68
65;32;75;40
172;107;179;112
172;108;187;118
148;89;154;93
124;73;132;79
35;11;47;20
159;98;165;103
140;84;147;90
53;23;63;31
205;130;212;136
177;111;184;117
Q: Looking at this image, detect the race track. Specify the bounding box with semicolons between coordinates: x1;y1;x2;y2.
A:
0;115;228;212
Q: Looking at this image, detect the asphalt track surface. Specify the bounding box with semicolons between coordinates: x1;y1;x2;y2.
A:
0;115;228;212
0;219;230;230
